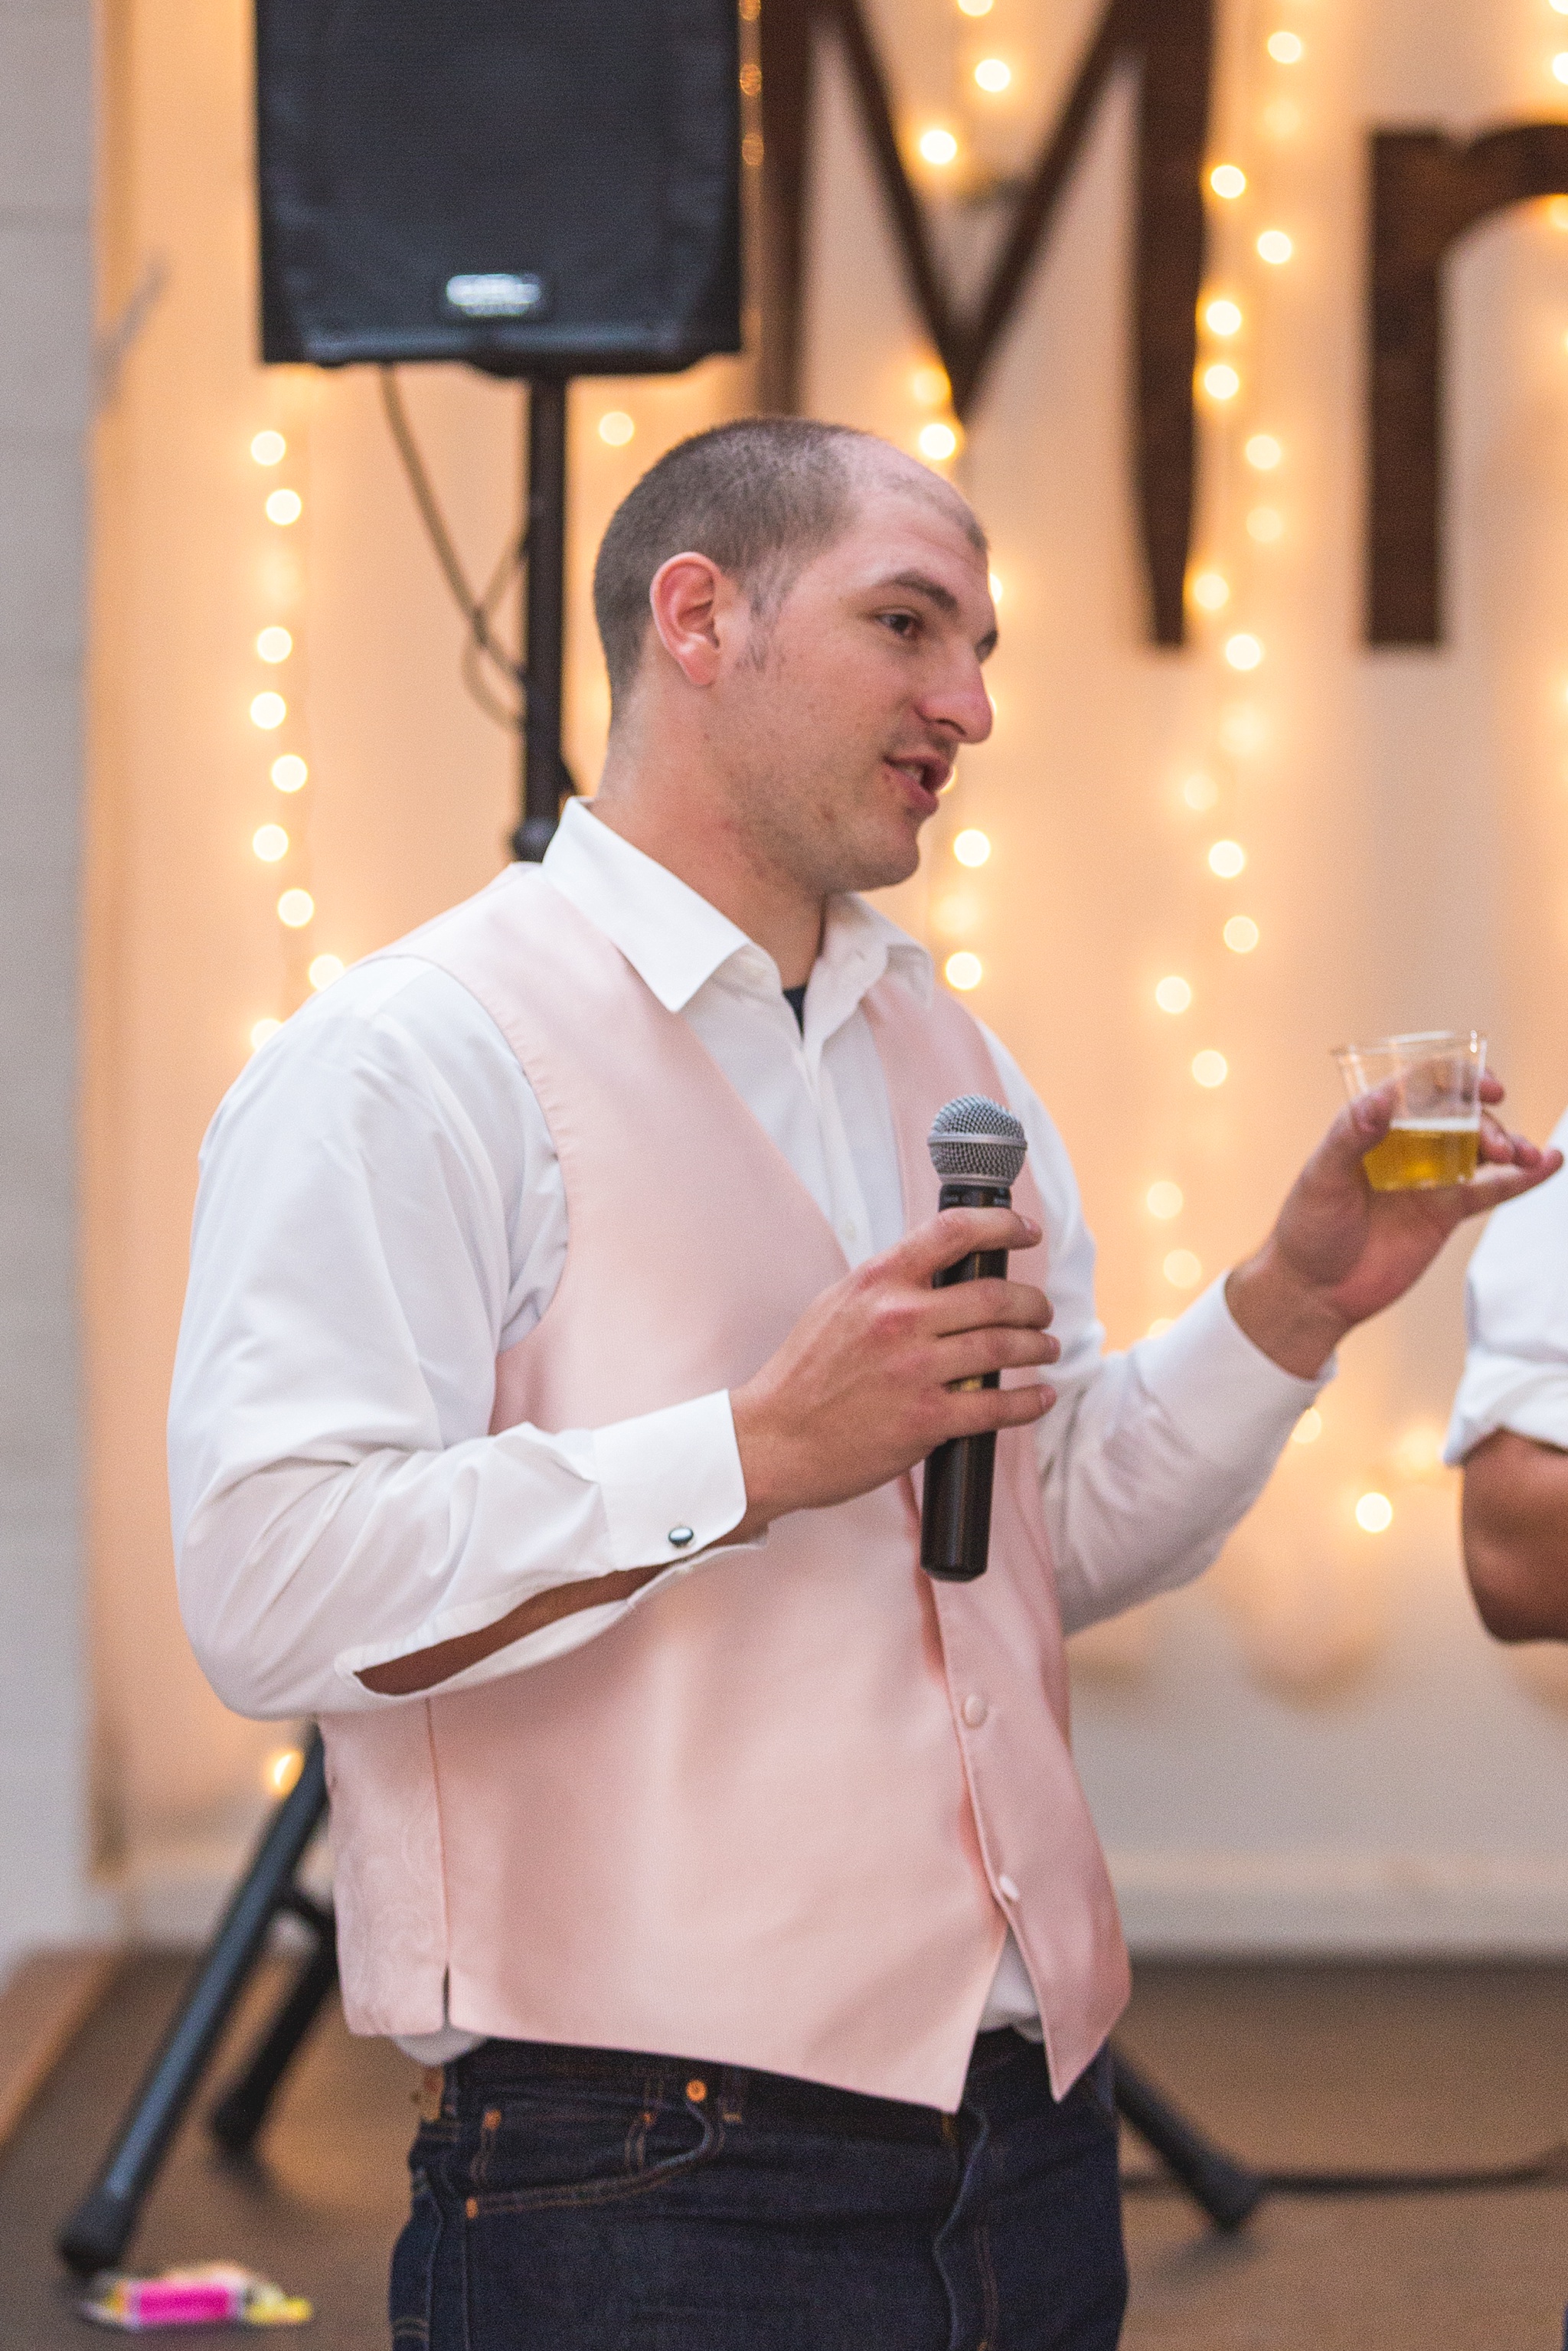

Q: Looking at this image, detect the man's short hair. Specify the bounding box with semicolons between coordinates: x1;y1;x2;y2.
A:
591;415;984;713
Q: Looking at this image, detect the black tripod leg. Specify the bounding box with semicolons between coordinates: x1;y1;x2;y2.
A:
208;1900;338;2153
57;1731;330;2276
1111;2041;1267;2232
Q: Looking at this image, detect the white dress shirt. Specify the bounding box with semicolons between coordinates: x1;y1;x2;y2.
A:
1446;1107;1568;1462
171;798;1326;2058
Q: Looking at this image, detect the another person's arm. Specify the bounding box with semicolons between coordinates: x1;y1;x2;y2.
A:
1446;1108;1568;1639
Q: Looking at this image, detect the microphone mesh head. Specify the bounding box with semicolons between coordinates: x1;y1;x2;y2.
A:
927;1094;1027;1186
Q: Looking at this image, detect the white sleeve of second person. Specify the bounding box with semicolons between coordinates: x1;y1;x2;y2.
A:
982;1030;1330;1634
169;961;752;1722
1445;1108;1568;1464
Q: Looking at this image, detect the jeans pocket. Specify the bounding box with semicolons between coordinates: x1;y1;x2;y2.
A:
466;2082;721;2214
389;2169;443;2348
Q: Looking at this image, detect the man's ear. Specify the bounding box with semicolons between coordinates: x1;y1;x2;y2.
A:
647;551;741;686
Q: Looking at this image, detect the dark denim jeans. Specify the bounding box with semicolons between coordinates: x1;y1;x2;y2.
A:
390;2026;1126;2349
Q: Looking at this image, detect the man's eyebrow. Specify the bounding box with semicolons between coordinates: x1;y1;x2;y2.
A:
875;569;962;616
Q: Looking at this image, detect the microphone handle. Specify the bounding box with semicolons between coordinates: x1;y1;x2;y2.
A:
920;1177;1011;1582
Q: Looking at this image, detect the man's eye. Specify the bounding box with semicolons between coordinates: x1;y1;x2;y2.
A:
879;610;919;638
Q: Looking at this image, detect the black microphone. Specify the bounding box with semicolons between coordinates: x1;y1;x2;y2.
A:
920;1093;1030;1582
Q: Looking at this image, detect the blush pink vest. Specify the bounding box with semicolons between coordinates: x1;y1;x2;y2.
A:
321;867;1128;2110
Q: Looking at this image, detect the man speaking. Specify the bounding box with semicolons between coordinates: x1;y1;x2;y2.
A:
170;420;1557;2349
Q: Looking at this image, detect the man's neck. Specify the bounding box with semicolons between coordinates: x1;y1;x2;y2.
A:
586;782;825;989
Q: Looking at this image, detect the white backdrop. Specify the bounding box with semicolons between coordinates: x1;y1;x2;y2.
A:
59;0;1568;1957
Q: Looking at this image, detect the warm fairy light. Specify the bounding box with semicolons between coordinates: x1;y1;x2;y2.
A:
1392;1421;1446;1480
1155;975;1193;1014
598;411;635;446
1256;229;1294;265
1292;1407;1323;1445
1164;1249;1204;1289
987;570;1004;603
250;691;286;730
271;753;308;792
1146;1180;1184;1220
957;0;994;14
265;488;302;525
1553;2;1568;15
309;953;345;990
252;823;289;864
973;57;1011;92
918;422;959;461
1246;505;1283;543
741;132;764;168
953;828;991;867
1554;53;1568;84
277;887;315;929
262;1747;304;1796
1182;772;1219;811
918;127;960;166
256;625;292;663
1224;632;1263;671
1223;914;1260;953
1203;363;1240;400
250;1017;282;1050
1205;298;1243;336
1148;1316;1175;1338
739;62;762;96
1246;433;1282;469
911;363;950;407
1264;99;1302;139
1266;30;1304;62
1191;1050;1229;1088
1209;163;1246;199
250;430;286;466
1190;570;1230;611
1355;1491;1394;1533
945;951;983;991
1208;838;1246;877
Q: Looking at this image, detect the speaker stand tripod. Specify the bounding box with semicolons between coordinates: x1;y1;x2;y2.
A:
57;1722;1261;2274
510;374;575;864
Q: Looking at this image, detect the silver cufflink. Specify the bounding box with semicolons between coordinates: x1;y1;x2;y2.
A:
668;1527;694;1549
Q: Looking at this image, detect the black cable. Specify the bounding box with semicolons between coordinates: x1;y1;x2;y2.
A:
378;367;528;731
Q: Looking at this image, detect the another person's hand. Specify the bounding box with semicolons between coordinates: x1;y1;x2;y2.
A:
730;1208;1057;1535
1227;1074;1563;1378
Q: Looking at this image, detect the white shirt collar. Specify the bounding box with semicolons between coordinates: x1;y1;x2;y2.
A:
541;795;933;1019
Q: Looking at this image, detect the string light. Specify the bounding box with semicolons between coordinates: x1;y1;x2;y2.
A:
1191;1050;1229;1088
1266;31;1303;63
918;127;959;166
1223;914;1260;953
270;753;307;792
1155;975;1193;1012
1256;229;1294;265
1246;433;1282;469
1263;99;1301;139
1292;1408;1323;1445
309;953;345;990
911;363;950;407
250;691;286;729
256;625;292;663
1223;632;1263;670
1354;1491;1394;1533
1148;1317;1175;1338
1146;1181;1184;1220
1554;53;1568;84
1203;363;1241;400
1246;505;1283;542
952;828;991;866
918;421;960;461
1164;1249;1204;1289
944;951;982;991
1191;570;1231;610
250;1017;281;1051
252;823;289;863
1182;772;1220;811
1209;163;1246;198
957;0;993;14
598;411;635;446
265;488;302;525
277;887;315;929
1208;839;1247;877
1204;299;1243;336
973;57;1011;91
250;430;286;466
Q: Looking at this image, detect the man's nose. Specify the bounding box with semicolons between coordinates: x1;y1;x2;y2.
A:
921;662;995;746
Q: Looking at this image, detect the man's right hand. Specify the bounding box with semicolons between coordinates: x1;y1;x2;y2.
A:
729;1207;1057;1538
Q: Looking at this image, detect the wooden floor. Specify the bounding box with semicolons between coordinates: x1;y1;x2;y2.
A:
2;1954;1567;2346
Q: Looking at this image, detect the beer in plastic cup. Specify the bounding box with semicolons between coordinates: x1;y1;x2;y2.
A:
1331;1031;1486;1192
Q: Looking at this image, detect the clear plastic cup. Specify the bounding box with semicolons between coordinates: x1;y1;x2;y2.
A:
1331;1030;1487;1191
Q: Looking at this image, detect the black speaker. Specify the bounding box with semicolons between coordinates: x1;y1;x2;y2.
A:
256;0;742;377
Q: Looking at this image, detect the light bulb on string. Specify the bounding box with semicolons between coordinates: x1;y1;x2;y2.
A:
972;58;1011;93
952;828;991;867
1209;163;1246;198
250;1017;282;1051
598;411;634;446
1208;839;1246;878
1266;30;1303;63
309;954;345;991
265;488;302;525
945;952;982;991
1163;1249;1204;1289
1246;505;1283;543
1203;363;1240;401
911;363;950;407
250;691;287;730
271;754;308;793
1191;1050;1229;1089
918;421;959;462
1181;772;1219;811
1224;633;1263;671
1190;570;1230;612
1223;914;1260;954
1246;433;1282;469
1146;1181;1184;1220
252;823;289;864
1204;298;1243;337
250;431;286;466
918;127;959;167
277;887;315;929
1257;229;1294;265
1155;975;1193;1014
1355;1491;1393;1533
256;625;292;663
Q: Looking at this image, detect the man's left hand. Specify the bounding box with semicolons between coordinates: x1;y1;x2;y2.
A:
1225;1074;1564;1379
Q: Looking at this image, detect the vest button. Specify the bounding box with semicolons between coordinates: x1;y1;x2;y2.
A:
962;1694;988;1728
668;1526;695;1548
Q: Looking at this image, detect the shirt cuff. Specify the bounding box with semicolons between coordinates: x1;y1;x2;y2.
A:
593;1389;750;1568
1444;1363;1568;1464
1132;1275;1329;1470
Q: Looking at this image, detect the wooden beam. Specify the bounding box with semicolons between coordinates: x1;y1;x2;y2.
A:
757;0;816;413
